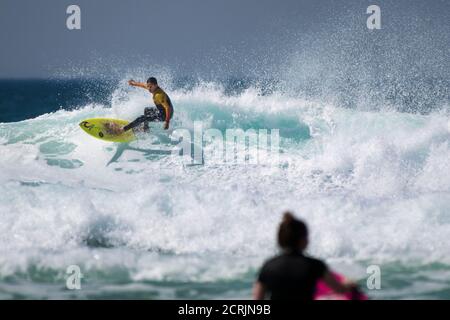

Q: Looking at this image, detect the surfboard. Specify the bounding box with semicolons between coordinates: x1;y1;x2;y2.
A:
314;272;368;300
79;118;136;143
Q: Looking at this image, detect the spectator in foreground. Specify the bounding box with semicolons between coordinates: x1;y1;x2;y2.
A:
253;212;361;300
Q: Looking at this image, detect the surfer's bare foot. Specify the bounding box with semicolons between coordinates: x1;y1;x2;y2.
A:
104;122;124;135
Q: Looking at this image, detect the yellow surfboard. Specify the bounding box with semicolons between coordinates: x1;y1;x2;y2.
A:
79;118;136;143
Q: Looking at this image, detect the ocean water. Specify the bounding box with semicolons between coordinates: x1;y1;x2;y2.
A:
0;77;449;300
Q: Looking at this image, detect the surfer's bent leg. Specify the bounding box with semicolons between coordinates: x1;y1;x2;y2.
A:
123;108;161;132
143;107;151;132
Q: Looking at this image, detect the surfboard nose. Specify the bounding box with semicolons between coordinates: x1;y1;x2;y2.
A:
79;121;93;130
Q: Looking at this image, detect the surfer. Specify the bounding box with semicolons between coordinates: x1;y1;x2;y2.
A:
105;77;174;134
253;212;360;300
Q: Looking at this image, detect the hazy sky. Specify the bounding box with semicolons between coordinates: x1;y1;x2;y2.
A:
0;0;448;78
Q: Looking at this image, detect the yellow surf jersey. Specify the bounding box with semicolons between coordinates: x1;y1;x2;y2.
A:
152;87;174;122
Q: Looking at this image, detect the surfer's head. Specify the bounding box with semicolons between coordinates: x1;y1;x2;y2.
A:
147;77;158;92
278;212;309;252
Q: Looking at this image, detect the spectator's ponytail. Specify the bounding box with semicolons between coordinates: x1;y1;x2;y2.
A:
277;212;308;251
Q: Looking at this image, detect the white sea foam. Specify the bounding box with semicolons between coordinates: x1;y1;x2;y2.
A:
0;84;449;296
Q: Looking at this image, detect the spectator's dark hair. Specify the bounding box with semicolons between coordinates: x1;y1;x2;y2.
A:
147;77;157;85
277;212;308;250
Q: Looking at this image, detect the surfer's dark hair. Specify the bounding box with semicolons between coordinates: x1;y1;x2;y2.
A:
147;77;158;85
278;212;308;250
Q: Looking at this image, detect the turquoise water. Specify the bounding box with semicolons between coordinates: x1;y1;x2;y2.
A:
0;79;449;299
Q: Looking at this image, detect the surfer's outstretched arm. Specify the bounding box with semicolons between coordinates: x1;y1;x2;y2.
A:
128;79;149;89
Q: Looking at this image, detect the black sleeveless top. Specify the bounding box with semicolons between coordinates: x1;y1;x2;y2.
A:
257;251;327;300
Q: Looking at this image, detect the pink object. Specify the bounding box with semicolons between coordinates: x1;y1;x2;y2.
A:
314;272;368;300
